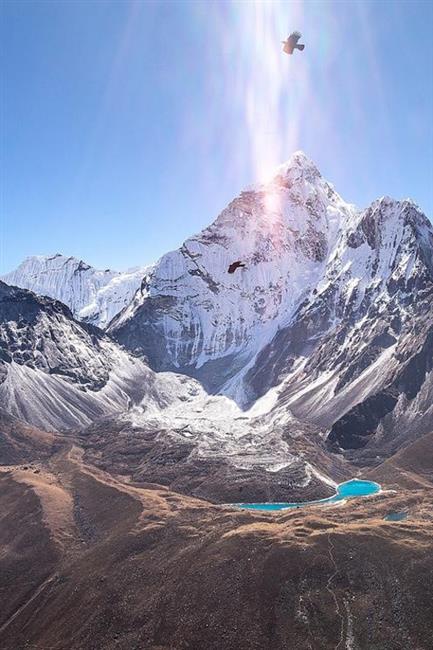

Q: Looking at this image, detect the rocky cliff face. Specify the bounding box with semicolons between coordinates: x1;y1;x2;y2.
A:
1;254;150;328
110;153;355;383
108;153;433;455
243;197;433;456
0;281;156;430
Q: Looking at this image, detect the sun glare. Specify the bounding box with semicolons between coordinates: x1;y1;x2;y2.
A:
222;1;306;183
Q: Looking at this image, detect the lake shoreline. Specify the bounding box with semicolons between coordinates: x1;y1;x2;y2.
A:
233;478;382;512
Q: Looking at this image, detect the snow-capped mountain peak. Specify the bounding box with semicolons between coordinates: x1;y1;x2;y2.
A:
107;151;432;455
271;150;321;180
110;152;358;380
1;254;152;329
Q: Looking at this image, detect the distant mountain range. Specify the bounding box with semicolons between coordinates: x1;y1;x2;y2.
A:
2;254;152;328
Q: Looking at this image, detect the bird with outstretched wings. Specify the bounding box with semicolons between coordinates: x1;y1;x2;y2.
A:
282;31;305;55
228;261;246;274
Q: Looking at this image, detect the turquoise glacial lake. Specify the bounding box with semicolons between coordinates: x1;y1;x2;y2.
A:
237;479;381;512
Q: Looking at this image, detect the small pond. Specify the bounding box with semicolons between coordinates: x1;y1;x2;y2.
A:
236;479;381;512
384;511;408;522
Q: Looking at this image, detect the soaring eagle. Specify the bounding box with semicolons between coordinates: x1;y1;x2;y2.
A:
282;31;305;55
228;261;246;274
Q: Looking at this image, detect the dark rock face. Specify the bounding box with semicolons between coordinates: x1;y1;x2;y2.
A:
395;327;433;400
111;292;179;368
0;281;73;325
108;168;433;465
0;281;110;390
328;392;399;450
0;282;151;430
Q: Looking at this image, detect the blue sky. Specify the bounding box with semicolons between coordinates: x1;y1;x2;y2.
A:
1;0;432;274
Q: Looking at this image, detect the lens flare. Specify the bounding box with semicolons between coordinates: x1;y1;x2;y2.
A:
186;0;355;203
225;1;306;183
213;2;311;218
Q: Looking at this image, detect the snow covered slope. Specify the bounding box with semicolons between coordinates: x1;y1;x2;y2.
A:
0;281;173;430
110;152;355;385
1;254;150;328
0;280;341;497
109;152;433;455
243;196;433;456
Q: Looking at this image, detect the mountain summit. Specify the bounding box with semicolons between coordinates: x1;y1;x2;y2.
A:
110;152;355;380
107;152;433;458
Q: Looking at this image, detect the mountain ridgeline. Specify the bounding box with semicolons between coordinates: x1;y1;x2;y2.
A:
2;152;432;463
1;254;151;328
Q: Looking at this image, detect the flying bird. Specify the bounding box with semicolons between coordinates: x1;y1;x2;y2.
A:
228;261;246;274
282;31;305;55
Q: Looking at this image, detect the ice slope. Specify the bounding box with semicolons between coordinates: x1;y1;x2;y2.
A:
0;282;195;431
109;152;433;453
1;254;151;328
110;152;356;383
